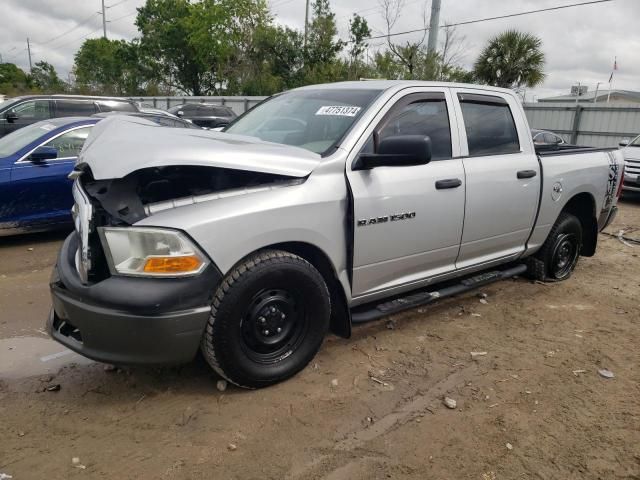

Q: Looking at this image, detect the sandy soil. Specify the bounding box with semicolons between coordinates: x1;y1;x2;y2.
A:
1;196;639;480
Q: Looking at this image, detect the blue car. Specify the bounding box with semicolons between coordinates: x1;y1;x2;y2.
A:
0;117;99;235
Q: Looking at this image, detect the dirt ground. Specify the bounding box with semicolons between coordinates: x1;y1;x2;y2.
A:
1;195;639;480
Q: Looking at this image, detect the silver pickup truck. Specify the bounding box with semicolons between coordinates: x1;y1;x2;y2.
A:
49;81;624;388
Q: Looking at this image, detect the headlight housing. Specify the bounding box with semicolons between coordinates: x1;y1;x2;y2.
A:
98;227;209;277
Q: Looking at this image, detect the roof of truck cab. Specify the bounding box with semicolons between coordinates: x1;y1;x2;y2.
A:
294;80;516;95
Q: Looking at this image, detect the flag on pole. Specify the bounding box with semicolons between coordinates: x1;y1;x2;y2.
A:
608;57;617;83
607;57;617;103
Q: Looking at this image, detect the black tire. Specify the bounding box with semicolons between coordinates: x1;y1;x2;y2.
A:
201;250;330;388
527;212;582;282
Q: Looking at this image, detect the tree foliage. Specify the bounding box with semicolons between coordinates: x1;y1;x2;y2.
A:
0;63;31;95
474;30;545;89
74;38;149;95
30;61;66;93
348;14;371;79
1;2;547;98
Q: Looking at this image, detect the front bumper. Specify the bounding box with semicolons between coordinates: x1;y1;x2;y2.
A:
48;233;221;366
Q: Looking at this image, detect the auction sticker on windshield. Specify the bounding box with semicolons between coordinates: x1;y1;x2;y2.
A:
315;106;361;117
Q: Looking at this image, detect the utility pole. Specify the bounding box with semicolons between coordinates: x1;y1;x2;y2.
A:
593;82;602;103
26;38;33;73
304;0;310;48
101;0;108;39
426;0;441;54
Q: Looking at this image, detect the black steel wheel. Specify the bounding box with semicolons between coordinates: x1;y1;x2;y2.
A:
240;289;307;364
201;250;330;388
527;212;583;282
549;233;580;280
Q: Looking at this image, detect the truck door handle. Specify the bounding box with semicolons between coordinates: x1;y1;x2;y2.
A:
435;178;462;189
517;170;537;179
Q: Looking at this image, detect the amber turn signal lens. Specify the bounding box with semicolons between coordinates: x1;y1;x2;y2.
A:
143;255;203;273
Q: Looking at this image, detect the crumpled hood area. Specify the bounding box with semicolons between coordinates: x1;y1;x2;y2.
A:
77;115;322;180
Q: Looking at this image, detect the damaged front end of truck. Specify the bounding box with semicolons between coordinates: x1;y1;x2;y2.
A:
48;115;323;366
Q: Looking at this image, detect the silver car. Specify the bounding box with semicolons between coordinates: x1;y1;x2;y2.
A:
620;135;640;192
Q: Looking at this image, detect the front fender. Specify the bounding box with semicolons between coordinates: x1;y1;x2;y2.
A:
135;169;350;295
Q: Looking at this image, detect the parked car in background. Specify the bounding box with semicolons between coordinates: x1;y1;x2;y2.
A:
0;95;138;138
619;135;640;192
0;117;99;234
532;129;566;146
167;103;236;128
94;111;200;129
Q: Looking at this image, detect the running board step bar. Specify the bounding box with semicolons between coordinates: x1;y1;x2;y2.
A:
351;264;528;324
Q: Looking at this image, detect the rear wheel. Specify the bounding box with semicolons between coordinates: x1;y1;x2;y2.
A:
201;250;330;388
527;212;582;282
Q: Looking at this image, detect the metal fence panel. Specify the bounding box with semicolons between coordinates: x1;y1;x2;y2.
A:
523;103;640;147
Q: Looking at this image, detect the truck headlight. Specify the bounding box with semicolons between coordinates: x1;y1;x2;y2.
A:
98;227;209;277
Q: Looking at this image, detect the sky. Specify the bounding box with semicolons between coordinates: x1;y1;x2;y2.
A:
1;0;638;101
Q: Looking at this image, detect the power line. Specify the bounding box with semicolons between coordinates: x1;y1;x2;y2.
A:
37;11;101;46
106;0;130;8
51;26;103;50
360;0;615;41
109;10;137;23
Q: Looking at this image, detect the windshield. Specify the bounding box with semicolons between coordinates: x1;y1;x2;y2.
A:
0;121;58;157
225;88;381;155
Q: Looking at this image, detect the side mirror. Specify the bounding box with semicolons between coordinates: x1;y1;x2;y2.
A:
353;135;432;171
619;138;630;147
29;146;58;163
176;110;184;117
5;110;18;123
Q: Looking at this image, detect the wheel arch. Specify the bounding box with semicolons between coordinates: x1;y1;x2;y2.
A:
559;192;598;256
258;241;352;339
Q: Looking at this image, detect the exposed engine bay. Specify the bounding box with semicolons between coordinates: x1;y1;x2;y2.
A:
81;165;303;226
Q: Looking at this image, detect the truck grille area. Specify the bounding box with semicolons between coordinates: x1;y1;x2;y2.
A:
52;313;83;343
72;173;115;284
625;158;640;176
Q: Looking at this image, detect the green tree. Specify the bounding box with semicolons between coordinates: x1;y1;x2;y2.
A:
30;61;66;93
241;24;305;95
73;38;147;95
0;63;30;95
474;30;545;89
135;0;203;94
347;14;371;80
303;0;344;83
136;0;270;95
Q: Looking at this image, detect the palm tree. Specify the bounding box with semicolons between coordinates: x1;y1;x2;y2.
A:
474;30;545;89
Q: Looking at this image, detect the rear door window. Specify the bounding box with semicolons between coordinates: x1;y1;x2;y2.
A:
43;126;93;158
458;93;520;156
55;100;98;116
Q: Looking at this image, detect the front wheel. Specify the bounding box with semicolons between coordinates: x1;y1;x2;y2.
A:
201;250;330;388
527;212;583;282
